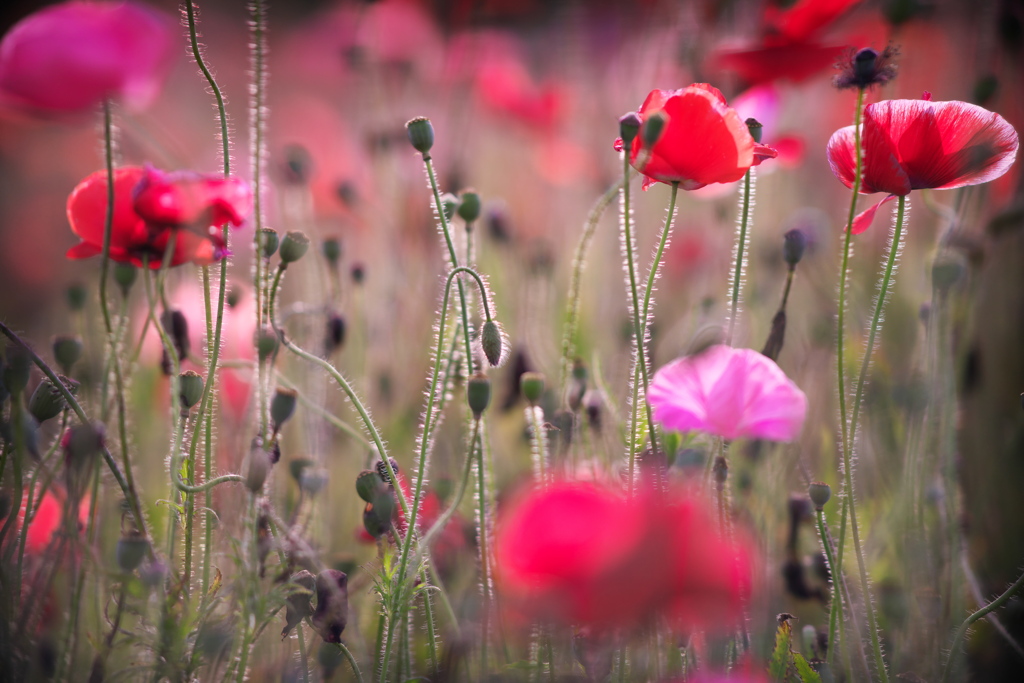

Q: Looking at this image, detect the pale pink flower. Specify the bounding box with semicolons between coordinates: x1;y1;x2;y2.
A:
0;1;176;116
648;345;807;442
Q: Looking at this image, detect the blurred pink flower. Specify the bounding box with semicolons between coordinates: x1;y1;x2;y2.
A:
648;345;807;442
0;1;176;116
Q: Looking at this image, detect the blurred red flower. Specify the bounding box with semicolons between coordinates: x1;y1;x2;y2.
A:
827;97;1019;233
615;84;777;191
66;166;251;268
0;1;175;116
493;480;752;630
15;488;90;556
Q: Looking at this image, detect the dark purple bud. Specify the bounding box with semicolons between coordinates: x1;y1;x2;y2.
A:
311;570;349;643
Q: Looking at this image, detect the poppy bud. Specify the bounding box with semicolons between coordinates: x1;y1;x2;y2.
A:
325;313;346;355
282;570;316;639
520;372;545;406
745;117;764;144
467;374;491;419
641;111;668;148
809;482;832;510
271;388;297;432
363;493;394;538
259;228;279;259
356;469;385;502
67;284;87;311
245;444;272;493
3;347;31;396
440;193;460;222
405;116;434;155
113;263;137;296
480;320;505;367
311;569;349;643
226;286;242;308
783;228;807;267
350;262;366;285
29;375;78;422
457;189;481;223
290;457;314;484
322;237;342;266
279;231;310;265
256;326;279;363
160;309;190;363
932;253;965;293
116;531;149;572
52;336;83;374
175;370;202;410
618;112;642;146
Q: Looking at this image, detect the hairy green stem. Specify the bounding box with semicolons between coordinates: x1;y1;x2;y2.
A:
727;169;753;345
942;567;1024;683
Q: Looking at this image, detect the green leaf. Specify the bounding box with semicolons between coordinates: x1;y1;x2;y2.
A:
793;652;822;683
769;620;793;682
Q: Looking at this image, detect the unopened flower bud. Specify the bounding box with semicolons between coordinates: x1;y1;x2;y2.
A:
279;231;310;264
783;228;807;267
256;326;279;362
270;388;297;432
467;374;491;419
282;570;316;638
312;569;349;643
321;237;342;266
745;117;764;143
440;193;460;222
356;469;385;502
809;482;832;510
3;347;32;395
116;531;149;572
66;284;87;311
245;445;272;493
363;493;394;538
29;375;77;422
325;313;346;355
457;189;482;223
641;111;668;148
520;372;545;406
113;263;137;296
405;116;434;154
161;309;190;363
52;336;83;374
480;320;505;367
179;371;204;409
619;112;642;146
259;228;279;259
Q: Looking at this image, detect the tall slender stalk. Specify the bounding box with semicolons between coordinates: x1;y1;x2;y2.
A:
727;169;754;345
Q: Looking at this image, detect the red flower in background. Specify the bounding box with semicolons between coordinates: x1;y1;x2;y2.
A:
0;1;176;116
493;480;752;631
615;85;778;191
67;166;251;267
827;97;1019;233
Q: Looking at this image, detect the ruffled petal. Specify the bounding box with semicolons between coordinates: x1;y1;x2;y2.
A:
850;194;896;235
66;166;149;254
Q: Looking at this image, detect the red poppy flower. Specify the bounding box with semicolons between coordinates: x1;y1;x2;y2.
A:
493;480;752;630
827;97;1019;233
614;84;778;191
66;165;251;268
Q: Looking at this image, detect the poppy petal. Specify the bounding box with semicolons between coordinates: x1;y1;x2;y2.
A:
850;194;896;235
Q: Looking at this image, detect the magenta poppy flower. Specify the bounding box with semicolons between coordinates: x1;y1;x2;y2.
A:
614;84;778;191
0;1;176;116
827;96;1019;233
648;345;807;442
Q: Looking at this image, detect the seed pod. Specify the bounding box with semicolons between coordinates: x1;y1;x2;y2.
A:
259;228;280;259
66;284;87;311
457;189;481;223
321;237;342;266
520;372;545;406
116;532;149;572
270;388;297;432
783;229;807;267
178;371;204;410
52;336;83;374
618;112;642;146
29;375;77;423
256;326;279;363
641;111;668;148
279;231;310;265
405;117;434;154
356;469;385;502
113;263;137;296
745;117;763;144
325;313;346;355
467;374;491;419
809;482;832;510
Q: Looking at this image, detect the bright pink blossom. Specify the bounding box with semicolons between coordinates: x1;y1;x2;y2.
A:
614;84;778;191
0;1;175;115
648;345;807;442
493;480;753;630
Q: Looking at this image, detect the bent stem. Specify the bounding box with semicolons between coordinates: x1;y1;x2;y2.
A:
727;169;754;345
942;567;1024;683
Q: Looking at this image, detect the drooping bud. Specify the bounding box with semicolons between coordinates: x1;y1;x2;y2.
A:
405;117;434;155
29;375;78;422
783;228;807;267
113;263;137;296
311;570;349;643
480;320;505;367
279;231;310;265
809;482;832;510
641;111;668;148
457;189;482;223
745;117;764;144
282;570;316;639
618;112;642;146
467;374;491;419
324;313;346;355
520;372;545;406
259;228;280;259
256;326;279;363
321;237;342;266
52;336;83;374
270;388;297;432
66;284;87;311
160;309;190;365
116;531;150;572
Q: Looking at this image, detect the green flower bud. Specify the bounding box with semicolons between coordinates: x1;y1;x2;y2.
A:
271;388;297;431
66;284;87;311
29;375;77;422
52;336;83;374
179;371;204;409
116;532;149;572
259;228;279;259
480;320;505;368
321;237;342;266
300;467;328;495
783;229;806;267
467;374;491;419
809;482;832;510
457;189;482;223
363;492;394;538
256;326;279;363
641;111;668;148
356;469;385;502
113;263;137;296
745;117;764;144
619;112;642;146
279;231;310;265
289;457;314;484
405;116;434;154
520;372;545;406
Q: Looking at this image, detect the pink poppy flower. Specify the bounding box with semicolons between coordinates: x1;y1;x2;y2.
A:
0;1;175;116
827;96;1019;233
648;345;807;442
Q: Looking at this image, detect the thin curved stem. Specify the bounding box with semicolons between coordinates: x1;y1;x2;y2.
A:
336;642;365;683
943;567;1024;683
